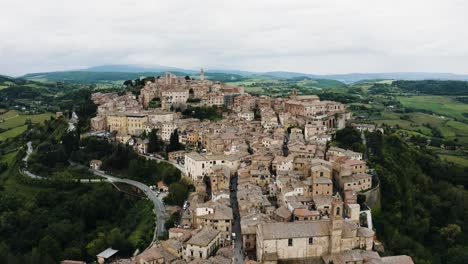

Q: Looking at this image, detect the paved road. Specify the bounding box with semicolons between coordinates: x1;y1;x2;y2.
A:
21;142;167;245
92;169;167;240
230;173;244;263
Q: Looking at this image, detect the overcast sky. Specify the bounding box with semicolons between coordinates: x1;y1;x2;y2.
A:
1;0;468;76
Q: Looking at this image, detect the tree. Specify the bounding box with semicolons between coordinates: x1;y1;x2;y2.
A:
37;235;61;263
164;211;181;230
107;228;132;255
62;131;79;156
123;80;133;87
334;127;362;149
147;129;164;153
86;233;106;257
167;129;183;152
164;182;189;206
440;224;461;245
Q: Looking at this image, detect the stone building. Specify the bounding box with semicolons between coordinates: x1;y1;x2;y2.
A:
256;195;374;263
193;201;233;242
184;152;249;182
184;227;222;261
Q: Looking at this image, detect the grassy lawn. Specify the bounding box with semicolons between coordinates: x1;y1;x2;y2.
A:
226;81;258;86
398;96;468;121
0;110;20;119
0;111;53;129
371;110;468;143
408;112;446;126
438;154;468;167
0;151;18;166
245;86;266;93
0;125;28;141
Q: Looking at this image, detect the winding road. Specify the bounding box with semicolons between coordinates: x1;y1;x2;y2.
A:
21;141;168;245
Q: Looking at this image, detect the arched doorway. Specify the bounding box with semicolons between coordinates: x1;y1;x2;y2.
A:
189;88;195;99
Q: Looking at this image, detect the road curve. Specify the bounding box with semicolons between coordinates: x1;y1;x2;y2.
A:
91;169;167;240
21;142;167;245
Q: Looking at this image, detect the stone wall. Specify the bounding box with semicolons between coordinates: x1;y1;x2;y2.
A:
359;174;381;209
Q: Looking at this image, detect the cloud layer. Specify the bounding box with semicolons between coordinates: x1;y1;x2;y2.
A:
1;0;467;76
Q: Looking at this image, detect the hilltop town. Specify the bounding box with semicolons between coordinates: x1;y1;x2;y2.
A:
88;69;413;264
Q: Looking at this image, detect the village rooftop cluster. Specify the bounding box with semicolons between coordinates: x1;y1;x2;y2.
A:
88;69;412;264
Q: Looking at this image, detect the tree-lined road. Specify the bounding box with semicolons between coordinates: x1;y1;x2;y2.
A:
92;169;167;240
21;142;167;245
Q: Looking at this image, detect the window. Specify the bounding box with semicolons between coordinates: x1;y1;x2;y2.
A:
309;238;313;245
288;239;293;246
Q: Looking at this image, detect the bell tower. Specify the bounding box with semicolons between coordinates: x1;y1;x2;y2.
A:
290;88;298;98
330;193;343;254
200;68;205;81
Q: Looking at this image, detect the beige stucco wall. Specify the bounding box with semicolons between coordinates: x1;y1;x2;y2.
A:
259;236;330;261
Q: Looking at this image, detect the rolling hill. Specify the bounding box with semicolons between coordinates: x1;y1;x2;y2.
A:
20;64;468;84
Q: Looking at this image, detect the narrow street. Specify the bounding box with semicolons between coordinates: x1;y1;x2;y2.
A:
229;173;244;264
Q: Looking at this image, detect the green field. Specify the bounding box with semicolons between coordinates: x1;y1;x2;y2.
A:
398;96;468;121
373;111;468;144
0;110;21;120
0;151;18;167
227;78;346;96
0;111;53;129
0;125;28;141
0;110;53;141
438;154;468;167
226;80;264;86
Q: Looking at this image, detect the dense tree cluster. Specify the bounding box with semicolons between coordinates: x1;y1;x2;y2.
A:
70;136;181;184
316;92;360;104
163;181;190;206
147;128;165;153
333;127;366;153
167;129;184;153
181;106;223;121
335;129;468;264
393;80;468;96
0;181;153;263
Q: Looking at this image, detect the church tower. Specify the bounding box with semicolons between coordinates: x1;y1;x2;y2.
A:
290;88;298;98
330;193;343;254
200;68;205;81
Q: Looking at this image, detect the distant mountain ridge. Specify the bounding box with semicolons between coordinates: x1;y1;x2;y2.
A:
21;64;468;84
81;64;199;74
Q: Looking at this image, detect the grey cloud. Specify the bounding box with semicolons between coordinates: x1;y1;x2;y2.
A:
0;0;467;76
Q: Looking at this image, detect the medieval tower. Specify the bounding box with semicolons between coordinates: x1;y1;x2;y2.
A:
330;193;344;254
200;68;205;81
